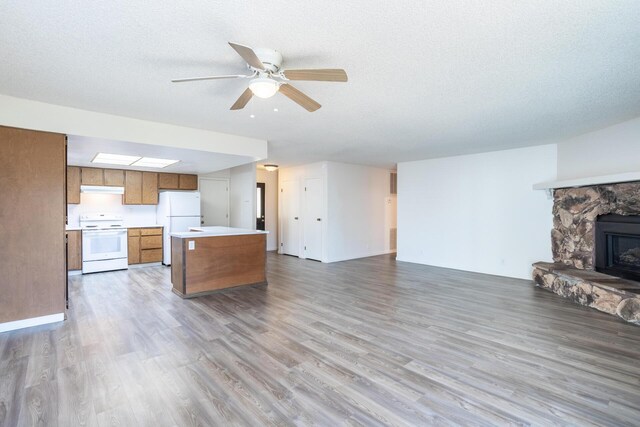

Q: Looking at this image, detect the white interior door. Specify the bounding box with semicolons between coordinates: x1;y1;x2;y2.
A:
281;179;300;256
199;178;229;226
304;178;323;261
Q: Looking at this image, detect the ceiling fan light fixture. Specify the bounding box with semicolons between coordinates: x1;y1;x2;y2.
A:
264;164;278;172
249;77;279;98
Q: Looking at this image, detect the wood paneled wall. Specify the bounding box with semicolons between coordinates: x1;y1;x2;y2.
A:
0;125;66;323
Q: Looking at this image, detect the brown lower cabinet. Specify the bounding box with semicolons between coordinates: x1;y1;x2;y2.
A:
128;227;163;264
67;230;82;271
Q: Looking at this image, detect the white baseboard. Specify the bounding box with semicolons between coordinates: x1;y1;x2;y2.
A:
0;313;65;334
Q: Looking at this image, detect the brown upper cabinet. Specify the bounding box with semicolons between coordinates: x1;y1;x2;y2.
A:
142;172;158;204
68;167;196;205
124;170;142;204
158;173;197;190
158;173;179;189
81;167;104;186
179;174;198;190
124;170;158;205
103;169;125;186
67;166;81;204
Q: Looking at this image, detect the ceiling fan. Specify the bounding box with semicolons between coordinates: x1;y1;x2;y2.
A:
171;42;348;112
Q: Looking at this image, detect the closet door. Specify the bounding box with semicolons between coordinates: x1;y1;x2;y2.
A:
303;178;323;261
281;180;300;256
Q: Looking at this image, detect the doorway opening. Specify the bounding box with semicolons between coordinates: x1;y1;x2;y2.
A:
256;182;265;231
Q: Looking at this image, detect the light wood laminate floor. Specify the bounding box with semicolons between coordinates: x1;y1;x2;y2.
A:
1;253;639;426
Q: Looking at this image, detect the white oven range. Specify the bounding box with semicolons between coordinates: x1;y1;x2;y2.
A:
80;214;128;273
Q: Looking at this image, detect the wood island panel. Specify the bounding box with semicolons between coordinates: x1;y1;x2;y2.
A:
171;233;266;297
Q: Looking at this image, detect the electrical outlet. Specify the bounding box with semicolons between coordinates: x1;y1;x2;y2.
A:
188;241;195;250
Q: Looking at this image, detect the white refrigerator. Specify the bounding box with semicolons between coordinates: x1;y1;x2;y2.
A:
157;191;201;265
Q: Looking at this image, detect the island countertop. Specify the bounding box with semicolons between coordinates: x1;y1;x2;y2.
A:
171;226;268;238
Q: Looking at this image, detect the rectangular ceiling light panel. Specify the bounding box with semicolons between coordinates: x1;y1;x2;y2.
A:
92;153;141;165
131;157;180;168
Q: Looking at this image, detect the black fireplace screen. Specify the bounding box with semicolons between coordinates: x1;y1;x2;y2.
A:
596;215;640;281
609;235;640;268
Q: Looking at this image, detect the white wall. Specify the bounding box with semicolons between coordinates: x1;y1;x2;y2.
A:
256;168;278;251
229;163;256;230
67;194;157;228
397;144;557;280
557;116;640;179
325;162;394;262
278;161;393;263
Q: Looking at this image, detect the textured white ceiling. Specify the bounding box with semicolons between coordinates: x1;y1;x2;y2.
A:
1;1;640;168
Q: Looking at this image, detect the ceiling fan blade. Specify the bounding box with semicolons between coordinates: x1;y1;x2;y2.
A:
283;69;348;82
171;74;250;83
279;84;321;112
228;42;265;70
230;88;253;110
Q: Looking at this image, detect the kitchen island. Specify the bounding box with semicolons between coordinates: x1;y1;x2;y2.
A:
170;226;268;298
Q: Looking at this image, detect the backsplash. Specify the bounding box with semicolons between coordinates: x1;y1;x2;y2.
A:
67;193;157;227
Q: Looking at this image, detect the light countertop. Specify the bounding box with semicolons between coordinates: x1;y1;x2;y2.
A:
171;226;268;238
66;224;163;231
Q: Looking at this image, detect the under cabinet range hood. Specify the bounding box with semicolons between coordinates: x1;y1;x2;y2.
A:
80;185;125;195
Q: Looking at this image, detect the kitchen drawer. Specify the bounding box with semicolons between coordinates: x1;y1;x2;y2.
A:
140;248;162;263
140;227;162;236
140;235;162;250
128;228;141;237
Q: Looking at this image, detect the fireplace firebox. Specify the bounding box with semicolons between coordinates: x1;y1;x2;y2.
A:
595;214;640;282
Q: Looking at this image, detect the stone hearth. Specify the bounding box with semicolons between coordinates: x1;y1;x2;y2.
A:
534;181;640;325
533;262;640;324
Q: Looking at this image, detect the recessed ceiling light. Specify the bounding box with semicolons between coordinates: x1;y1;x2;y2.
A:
131;157;180;168
273;108;278;112
92;153;141;165
250;114;255;118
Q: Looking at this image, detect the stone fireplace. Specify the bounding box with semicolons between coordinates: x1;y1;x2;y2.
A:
533;181;640;325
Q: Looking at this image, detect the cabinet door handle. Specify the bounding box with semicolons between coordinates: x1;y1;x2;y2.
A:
317;218;322;221
294;217;299;220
